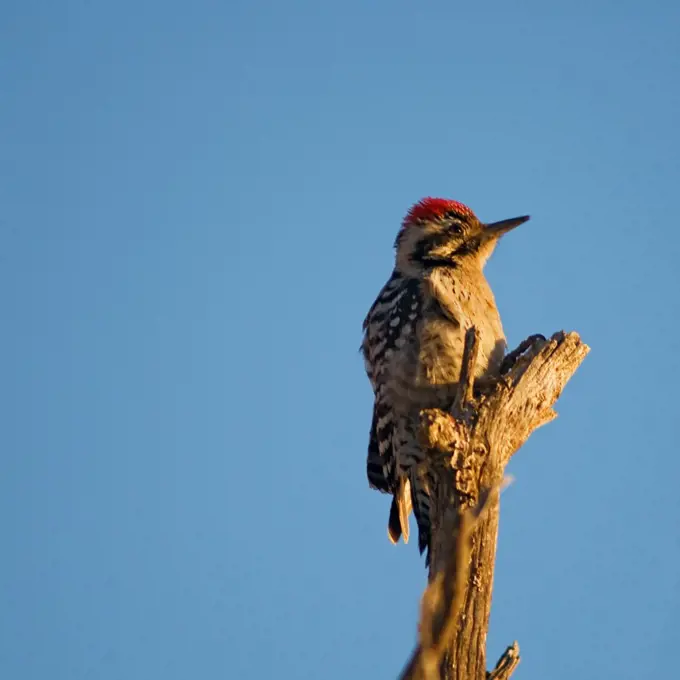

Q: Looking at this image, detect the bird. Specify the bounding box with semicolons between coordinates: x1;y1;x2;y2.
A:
361;197;529;557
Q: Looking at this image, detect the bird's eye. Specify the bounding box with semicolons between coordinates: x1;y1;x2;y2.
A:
443;211;464;233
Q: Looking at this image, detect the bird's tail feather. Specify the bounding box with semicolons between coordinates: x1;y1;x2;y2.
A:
387;477;412;544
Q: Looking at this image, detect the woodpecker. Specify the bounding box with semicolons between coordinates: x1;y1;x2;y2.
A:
362;197;529;557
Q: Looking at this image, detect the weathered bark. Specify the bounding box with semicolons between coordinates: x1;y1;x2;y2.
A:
399;330;589;680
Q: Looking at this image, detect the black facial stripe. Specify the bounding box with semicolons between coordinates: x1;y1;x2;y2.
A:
453;237;480;257
410;237;428;263
420;257;458;268
411;232;455;262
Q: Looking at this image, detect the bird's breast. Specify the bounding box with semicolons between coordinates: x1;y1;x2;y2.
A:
418;273;506;385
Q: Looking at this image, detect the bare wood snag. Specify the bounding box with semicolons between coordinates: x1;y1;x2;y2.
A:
400;329;589;680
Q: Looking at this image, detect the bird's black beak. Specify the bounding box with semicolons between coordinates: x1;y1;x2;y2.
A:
482;215;530;240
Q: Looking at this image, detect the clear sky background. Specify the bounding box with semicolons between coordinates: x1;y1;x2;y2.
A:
2;1;679;678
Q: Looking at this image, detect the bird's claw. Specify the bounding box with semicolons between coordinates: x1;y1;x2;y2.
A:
500;333;546;375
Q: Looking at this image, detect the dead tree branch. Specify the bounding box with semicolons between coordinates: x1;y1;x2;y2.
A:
399;330;589;680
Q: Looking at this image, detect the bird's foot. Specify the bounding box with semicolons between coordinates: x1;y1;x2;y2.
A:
500;333;546;375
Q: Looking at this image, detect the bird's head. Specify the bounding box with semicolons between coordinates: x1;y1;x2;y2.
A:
394;197;529;276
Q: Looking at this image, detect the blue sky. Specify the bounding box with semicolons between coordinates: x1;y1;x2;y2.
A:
2;1;679;678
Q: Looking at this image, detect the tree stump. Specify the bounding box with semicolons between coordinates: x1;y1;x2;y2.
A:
399;330;589;680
